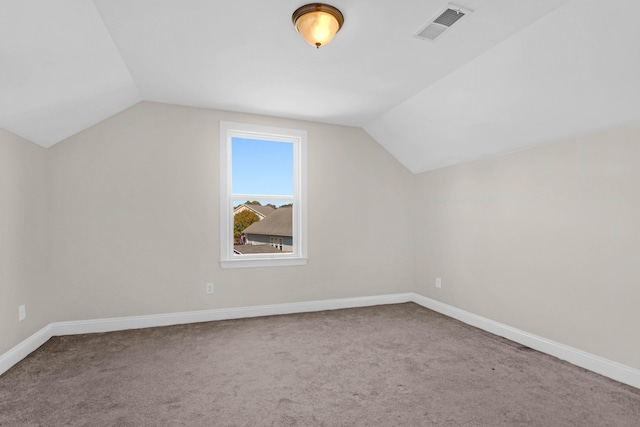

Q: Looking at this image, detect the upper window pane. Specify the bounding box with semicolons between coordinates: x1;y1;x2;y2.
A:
231;137;294;196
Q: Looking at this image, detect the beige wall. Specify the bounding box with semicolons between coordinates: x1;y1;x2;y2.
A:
47;102;414;322
413;123;640;369
0;130;50;355
4;100;639;375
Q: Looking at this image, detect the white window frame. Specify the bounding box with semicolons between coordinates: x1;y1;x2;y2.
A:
219;121;308;268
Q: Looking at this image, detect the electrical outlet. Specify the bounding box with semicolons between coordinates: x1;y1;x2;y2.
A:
18;305;26;321
206;282;214;294
435;278;442;289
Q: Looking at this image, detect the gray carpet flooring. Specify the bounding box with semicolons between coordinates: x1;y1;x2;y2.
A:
1;303;639;426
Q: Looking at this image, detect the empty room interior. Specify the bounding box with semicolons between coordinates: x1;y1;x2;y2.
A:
1;0;639;425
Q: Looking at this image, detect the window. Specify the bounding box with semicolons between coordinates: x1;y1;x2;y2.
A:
220;121;307;268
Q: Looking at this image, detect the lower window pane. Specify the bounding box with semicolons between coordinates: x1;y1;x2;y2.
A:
232;200;294;255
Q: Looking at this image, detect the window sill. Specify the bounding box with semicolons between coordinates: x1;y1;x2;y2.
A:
220;257;308;269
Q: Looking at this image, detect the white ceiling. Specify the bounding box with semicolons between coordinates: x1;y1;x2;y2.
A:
2;0;639;173
366;0;640;172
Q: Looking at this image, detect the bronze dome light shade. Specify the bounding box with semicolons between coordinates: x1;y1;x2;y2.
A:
292;3;344;48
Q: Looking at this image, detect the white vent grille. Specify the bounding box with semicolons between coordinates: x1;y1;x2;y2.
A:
434;8;466;26
414;4;472;41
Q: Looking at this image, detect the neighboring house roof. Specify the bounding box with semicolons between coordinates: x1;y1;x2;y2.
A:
234;245;283;255
233;204;275;219
243;207;292;237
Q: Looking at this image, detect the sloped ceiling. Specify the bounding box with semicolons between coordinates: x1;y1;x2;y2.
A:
366;0;640;172
0;1;140;146
2;0;638;172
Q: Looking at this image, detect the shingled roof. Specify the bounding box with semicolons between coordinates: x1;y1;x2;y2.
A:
234;204;275;219
246;204;275;217
242;207;292;237
233;245;283;255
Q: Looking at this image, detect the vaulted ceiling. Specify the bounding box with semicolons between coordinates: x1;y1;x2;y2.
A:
2;0;639;172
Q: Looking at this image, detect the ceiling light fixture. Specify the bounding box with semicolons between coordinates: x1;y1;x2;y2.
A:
292;3;344;48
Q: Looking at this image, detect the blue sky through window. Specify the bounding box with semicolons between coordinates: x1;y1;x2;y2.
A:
232;137;294;197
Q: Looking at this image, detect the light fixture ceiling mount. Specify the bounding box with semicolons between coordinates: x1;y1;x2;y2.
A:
292;3;344;48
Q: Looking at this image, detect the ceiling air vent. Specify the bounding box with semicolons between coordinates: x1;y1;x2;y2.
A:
414;4;473;41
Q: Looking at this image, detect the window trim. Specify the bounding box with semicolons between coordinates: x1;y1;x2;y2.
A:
219;121;308;268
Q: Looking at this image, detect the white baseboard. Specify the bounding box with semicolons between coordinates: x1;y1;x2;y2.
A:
2;291;639;391
49;293;414;336
0;324;52;377
1;293;412;376
411;294;640;390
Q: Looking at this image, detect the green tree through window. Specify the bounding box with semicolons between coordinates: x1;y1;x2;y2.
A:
234;210;259;239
